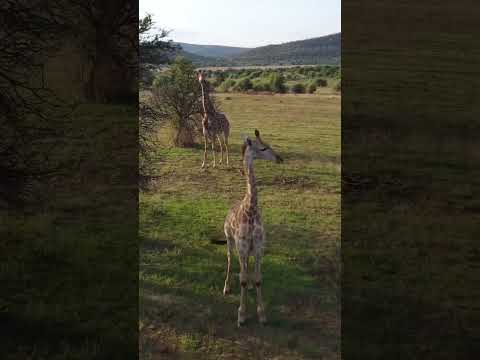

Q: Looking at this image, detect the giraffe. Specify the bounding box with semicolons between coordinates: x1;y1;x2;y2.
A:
197;71;230;168
223;129;283;326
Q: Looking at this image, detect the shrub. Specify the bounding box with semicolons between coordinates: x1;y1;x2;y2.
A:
212;72;226;87
307;83;317;94
233;77;253;91
291;83;306;94
218;78;236;92
334;79;341;92
252;83;265;92
152;57;202;147
269;73;287;93
315;78;328;87
252;81;270;92
248;70;263;79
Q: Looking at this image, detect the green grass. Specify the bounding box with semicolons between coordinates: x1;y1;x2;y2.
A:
1;104;138;359
140;93;341;359
342;121;480;358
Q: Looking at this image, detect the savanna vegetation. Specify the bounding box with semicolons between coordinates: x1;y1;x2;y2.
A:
138;13;341;360
140;90;341;359
199;65;340;95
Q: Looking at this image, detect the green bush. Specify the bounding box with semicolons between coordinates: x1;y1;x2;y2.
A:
212;72;226;87
218;78;236;92
291;83;306;94
233;77;253;91
269;73;287;93
315;78;328;87
252;81;271;92
307;83;317;94
334;79;341;92
152;57;200;147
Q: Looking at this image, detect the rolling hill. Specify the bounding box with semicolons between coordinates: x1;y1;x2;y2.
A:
176;42;250;58
232;33;341;65
174;33;341;66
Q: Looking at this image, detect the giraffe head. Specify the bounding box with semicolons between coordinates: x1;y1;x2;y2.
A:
197;71;205;83
242;129;283;165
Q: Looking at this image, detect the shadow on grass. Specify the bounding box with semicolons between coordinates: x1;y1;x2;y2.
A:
139;226;339;359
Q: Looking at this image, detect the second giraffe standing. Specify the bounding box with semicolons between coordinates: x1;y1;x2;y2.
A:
197;71;230;168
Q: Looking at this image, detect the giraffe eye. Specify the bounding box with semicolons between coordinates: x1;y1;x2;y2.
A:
259;147;268;151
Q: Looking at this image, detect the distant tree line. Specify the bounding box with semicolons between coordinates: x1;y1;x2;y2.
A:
202;65;341;94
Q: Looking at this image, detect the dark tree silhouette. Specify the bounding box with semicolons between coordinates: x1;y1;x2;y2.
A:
0;1;72;208
139;14;177;181
0;0;139;208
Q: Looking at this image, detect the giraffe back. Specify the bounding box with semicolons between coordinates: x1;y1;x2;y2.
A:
203;112;230;139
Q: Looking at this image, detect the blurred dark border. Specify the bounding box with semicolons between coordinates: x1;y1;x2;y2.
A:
0;1;139;358
342;1;480;358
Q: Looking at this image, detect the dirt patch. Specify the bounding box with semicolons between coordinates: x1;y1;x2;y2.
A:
140;324;178;359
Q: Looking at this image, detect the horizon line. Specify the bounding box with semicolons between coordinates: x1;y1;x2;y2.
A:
170;31;341;49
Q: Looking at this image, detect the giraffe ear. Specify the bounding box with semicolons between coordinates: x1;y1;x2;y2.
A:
246;137;252;146
254;129;260;138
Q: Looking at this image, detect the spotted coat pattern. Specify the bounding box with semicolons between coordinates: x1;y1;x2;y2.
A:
198;74;230;167
199;78;230;141
224;168;264;259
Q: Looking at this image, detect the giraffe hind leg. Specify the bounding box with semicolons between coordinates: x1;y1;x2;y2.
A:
202;135;208;168
254;254;267;324
223;230;234;295
237;252;248;327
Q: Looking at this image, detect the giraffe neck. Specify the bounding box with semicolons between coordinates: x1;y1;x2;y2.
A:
200;80;215;115
243;159;257;211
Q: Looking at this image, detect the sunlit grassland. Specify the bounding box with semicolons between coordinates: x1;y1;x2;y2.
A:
140;92;341;359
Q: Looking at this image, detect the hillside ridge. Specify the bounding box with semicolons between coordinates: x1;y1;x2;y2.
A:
174;33;341;66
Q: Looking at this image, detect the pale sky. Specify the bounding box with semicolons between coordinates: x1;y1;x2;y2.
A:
140;0;341;48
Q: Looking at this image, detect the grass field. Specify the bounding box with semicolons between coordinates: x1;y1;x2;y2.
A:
2;105;138;359
139;91;341;359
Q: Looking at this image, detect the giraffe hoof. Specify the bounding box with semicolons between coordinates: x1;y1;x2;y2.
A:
238;309;247;327
258;307;267;325
223;286;231;296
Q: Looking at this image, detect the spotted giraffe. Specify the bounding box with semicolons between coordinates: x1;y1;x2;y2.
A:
197;71;230;168
223;129;283;326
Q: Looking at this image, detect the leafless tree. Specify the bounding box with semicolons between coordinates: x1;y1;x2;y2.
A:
0;1;73;207
139;14;176;182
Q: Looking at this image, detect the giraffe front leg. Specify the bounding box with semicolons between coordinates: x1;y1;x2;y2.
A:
217;136;224;164
223;235;233;295
254;255;267;325
202;136;208;168
238;255;248;327
246;259;253;290
224;136;230;166
211;138;216;168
